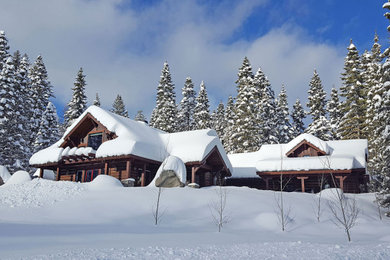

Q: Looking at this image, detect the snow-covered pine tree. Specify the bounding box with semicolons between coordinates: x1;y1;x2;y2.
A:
0;57;28;171
275;85;293;143
307;69;327;121
223;95;236;153
306;70;331;139
291;99;305;137
193;81;211;130
374;54;390;205
93;93;101;107
150;62;177;133
371;2;390;202
64;67;87;128
34;102;60;152
213;102;226;142
29;55;54;146
177;77;196;131
111;94;128;117
12;50;21;71
135;110;147;123
231;57;259;153
252;68;265;125
0;31;10;70
15;54;34;169
256;68;278;145
327;87;342;140
338;40;366;140
306;116;332;141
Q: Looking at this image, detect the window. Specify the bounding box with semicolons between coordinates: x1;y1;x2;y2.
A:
88;132;103;150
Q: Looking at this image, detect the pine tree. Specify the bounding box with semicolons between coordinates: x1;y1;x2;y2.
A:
64;68;87;127
12;50;21;71
257;68;278;145
374;54;390;203
34;102;60;152
275;85;293;143
193;81;211;130
307;69;327;121
223;95;236;153
111;94;128;117
177;77;196;131
29;55;54;146
15;54;34;169
0;57;27;171
212;102;226;142
150;62;177;133
306;70;331;139
231;57;259;152
372;0;390;211
135;110;147;123
291;99;305;137
327;87;342;139
0;31;10;71
338;40;366;140
93;93;101;107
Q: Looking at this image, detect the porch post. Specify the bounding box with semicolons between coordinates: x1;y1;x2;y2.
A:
56;167;60;181
126;160;131;179
264;177;270;190
39;168;43;178
297;176;309;192
191;167;196;183
141;163;146;187
81;169;86;182
336;176;347;191
104;162;108;175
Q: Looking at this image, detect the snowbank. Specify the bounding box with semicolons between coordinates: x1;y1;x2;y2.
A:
87;175;123;190
0;178;85;208
0;165;11;183
318;188;344;201
4;171;31;186
33;169;55;180
148;155;186;187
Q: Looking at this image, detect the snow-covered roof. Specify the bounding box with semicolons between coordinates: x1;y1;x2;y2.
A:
30;106;232;172
228;133;367;178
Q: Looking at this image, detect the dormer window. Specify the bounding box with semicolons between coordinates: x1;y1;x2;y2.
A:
88;132;103;150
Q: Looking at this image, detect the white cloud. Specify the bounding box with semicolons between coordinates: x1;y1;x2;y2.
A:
0;0;344;118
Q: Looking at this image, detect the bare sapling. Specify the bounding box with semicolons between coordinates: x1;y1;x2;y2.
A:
327;187;359;242
374;193;383;221
152;137;170;225
209;181;229;232
320;155;359;242
274;144;293;231
152;186;165;225
313;174;325;222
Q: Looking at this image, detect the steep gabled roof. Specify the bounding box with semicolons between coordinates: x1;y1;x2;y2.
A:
29;106;232;173
285;133;329;156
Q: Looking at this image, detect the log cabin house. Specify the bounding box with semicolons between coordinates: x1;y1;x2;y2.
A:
29;106;232;187
227;134;368;193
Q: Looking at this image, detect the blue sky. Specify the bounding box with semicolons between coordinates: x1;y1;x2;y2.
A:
0;0;388;121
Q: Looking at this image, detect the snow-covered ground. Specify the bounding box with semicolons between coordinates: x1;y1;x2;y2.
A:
1;177;390;259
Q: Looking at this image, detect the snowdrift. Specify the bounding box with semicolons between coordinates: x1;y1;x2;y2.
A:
87;175;123;190
4;171;31;186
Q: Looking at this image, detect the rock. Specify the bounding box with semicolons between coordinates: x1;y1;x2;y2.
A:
0;177;3;186
155;170;185;188
121;178;135;187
